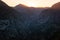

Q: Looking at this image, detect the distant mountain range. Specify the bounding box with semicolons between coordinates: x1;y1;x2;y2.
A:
14;4;49;14
14;2;60;13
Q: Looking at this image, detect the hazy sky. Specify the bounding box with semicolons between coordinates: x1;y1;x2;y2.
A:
2;0;60;7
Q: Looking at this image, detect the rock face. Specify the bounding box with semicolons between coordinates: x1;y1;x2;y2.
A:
0;1;60;40
51;2;60;9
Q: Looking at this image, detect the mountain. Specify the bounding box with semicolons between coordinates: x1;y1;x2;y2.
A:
40;2;60;40
51;2;60;10
0;0;20;19
41;2;60;23
13;3;60;40
14;4;48;14
0;1;60;40
0;0;22;40
14;4;30;14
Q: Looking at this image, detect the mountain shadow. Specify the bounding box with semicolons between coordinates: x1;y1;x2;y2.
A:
0;0;60;40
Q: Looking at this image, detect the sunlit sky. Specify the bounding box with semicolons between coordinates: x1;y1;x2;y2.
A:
2;0;60;7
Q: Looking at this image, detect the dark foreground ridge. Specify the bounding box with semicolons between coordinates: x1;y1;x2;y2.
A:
0;0;60;40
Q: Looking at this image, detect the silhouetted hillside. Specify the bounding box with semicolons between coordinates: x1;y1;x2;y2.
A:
14;4;48;14
0;1;60;40
0;0;21;19
51;2;60;10
41;2;60;40
0;0;21;39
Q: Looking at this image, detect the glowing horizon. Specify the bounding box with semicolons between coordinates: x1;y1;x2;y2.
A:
2;0;60;7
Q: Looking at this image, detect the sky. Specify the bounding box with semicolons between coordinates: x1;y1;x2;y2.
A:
2;0;60;7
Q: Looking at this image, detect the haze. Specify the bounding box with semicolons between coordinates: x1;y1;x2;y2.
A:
2;0;60;7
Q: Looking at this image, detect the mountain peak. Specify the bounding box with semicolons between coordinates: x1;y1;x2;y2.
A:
15;4;30;8
51;2;60;9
